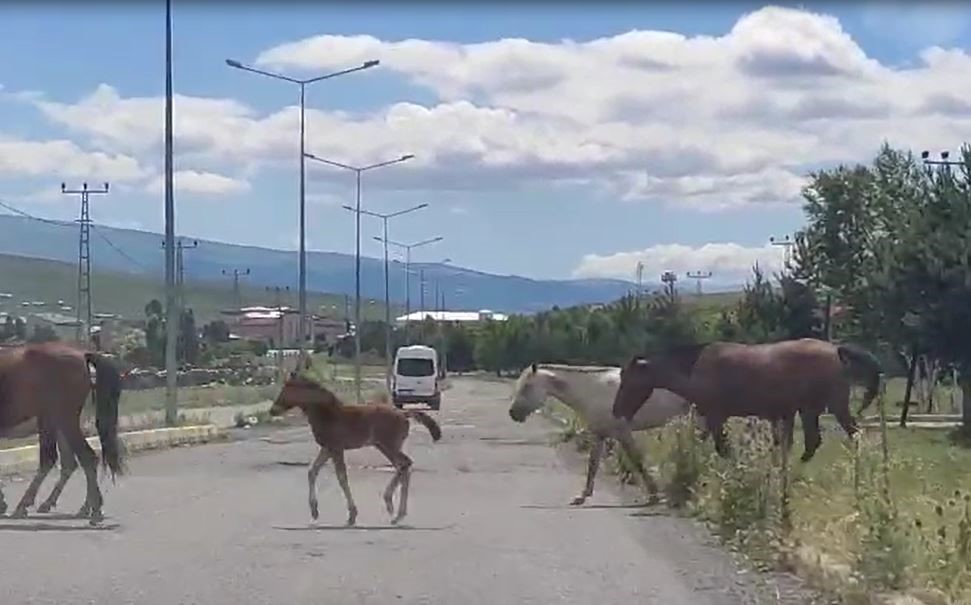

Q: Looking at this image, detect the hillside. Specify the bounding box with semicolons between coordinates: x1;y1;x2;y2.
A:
0;253;389;324
0;213;639;313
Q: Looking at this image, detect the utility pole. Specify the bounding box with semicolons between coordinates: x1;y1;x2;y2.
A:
769;235;794;269
162;0;178;427
635;261;644;300
161;238;198;311
62;182;109;346
661;271;678;298
266;285;290;378
686;270;713;296
222;268;250;309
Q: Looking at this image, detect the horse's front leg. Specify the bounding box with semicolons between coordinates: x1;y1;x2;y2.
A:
571;435;605;506
615;427;660;503
707;416;731;458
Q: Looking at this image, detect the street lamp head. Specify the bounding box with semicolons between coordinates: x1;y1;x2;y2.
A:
373;236;385;244
400;154;415;161
921;150;930;160
226;59;244;69
342;205;355;213
941;150;950;160
363;59;380;69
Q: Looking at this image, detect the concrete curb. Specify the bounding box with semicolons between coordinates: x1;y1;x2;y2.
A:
0;425;227;475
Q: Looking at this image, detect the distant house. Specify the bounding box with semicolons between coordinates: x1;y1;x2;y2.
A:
219;306;347;349
27;312;80;342
394;309;509;325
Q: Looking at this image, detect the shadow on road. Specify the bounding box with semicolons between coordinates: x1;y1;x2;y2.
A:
0;521;119;532
520;503;655;510
273;524;453;532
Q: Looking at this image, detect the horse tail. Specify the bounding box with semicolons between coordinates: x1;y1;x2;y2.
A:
836;343;883;416
405;411;442;442
85;352;126;479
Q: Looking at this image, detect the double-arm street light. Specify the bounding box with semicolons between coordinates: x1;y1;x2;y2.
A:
340;202;429;392
378;236;444;327
921;149;963;168
225;56;379;365
304;152;414;404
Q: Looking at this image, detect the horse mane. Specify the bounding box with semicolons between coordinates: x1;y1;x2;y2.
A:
654;342;709;376
291;374;344;408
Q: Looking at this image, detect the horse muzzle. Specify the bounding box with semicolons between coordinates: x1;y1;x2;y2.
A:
508;408;528;423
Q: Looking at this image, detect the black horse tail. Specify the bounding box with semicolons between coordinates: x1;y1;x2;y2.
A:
836;343;883;417
85;352;125;479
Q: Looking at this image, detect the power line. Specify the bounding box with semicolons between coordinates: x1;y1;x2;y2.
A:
0;198;147;272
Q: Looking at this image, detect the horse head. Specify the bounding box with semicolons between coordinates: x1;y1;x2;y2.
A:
270;371;337;416
509;363;554;423
612;355;658;421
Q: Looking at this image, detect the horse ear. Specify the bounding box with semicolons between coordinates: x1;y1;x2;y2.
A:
530;362;537;374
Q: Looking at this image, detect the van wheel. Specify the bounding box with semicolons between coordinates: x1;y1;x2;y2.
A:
429;395;441;411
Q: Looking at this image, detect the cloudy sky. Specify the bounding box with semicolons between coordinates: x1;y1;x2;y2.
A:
1;1;970;286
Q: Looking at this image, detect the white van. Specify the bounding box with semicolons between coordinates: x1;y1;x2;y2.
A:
392;345;441;410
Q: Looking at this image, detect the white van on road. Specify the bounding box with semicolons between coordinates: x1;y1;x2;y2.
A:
392;345;441;410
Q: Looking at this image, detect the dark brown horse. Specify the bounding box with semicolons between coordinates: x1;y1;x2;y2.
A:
612;338;882;462
269;372;442;526
0;342;124;524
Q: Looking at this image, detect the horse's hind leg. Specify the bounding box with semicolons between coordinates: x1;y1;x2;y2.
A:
571;435;605;506
12;420;59;518
390;450;413;525
331;451;358;526
62;420;104;525
38;431;79;513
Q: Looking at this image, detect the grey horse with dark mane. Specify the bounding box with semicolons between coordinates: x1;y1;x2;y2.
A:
612;338;882;462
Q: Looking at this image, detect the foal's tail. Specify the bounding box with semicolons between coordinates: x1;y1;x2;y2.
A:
86;352;126;479
406;411;442;442
836;343;883;417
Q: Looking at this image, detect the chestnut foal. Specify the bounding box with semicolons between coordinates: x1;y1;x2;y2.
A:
269;372;442;526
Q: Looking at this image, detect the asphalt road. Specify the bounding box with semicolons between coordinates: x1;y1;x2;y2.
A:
0;378;827;604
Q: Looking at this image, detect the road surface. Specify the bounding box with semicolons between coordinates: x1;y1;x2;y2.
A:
0;378;827;604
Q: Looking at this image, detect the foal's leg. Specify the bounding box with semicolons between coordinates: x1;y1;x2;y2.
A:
707;416;731;458
388;450;413;525
12;420;59;518
571;435;605;506
800;411;822;463
615;428;660;502
307;448;330;522
38;431;79;513
331;451;358;526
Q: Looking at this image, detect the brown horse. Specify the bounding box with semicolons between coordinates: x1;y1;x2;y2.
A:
611;338;882;462
0;342;124;524
269;372;442;526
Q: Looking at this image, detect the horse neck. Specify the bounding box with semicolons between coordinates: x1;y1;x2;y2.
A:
542;369;615;423
303;393;342;422
654;371;701;406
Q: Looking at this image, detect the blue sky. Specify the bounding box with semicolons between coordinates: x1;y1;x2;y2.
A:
1;2;970;285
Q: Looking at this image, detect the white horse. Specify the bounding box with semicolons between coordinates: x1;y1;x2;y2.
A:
508;363;694;506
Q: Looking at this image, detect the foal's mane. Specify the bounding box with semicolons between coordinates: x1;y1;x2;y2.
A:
291;374;345;408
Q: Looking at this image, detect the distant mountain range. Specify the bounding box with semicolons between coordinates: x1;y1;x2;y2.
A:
0;214;641;313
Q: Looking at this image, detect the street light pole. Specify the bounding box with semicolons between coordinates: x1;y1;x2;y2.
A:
225;56;379;367
380;236;444;335
341;202;429;392
304;152;414;404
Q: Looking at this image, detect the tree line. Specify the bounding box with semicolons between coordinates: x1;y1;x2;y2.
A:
348;143;971;427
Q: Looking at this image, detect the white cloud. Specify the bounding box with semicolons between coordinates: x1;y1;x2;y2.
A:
144;170;250;196
0;137;147;182
573;242;784;284
18;6;971;211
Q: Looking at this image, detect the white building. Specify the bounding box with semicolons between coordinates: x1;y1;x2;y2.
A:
394;309;508;325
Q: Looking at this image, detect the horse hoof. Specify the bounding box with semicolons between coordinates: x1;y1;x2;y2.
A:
309;503;319;521
346;510;358;526
75;506;91;519
37;502;53;514
569;495;587;506
10;507;28;519
391;514;405;526
88;511;104;526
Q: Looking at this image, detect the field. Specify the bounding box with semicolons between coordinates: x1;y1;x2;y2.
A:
0;253;393;323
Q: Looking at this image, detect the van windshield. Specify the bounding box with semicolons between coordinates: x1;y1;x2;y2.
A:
397;358;435;377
